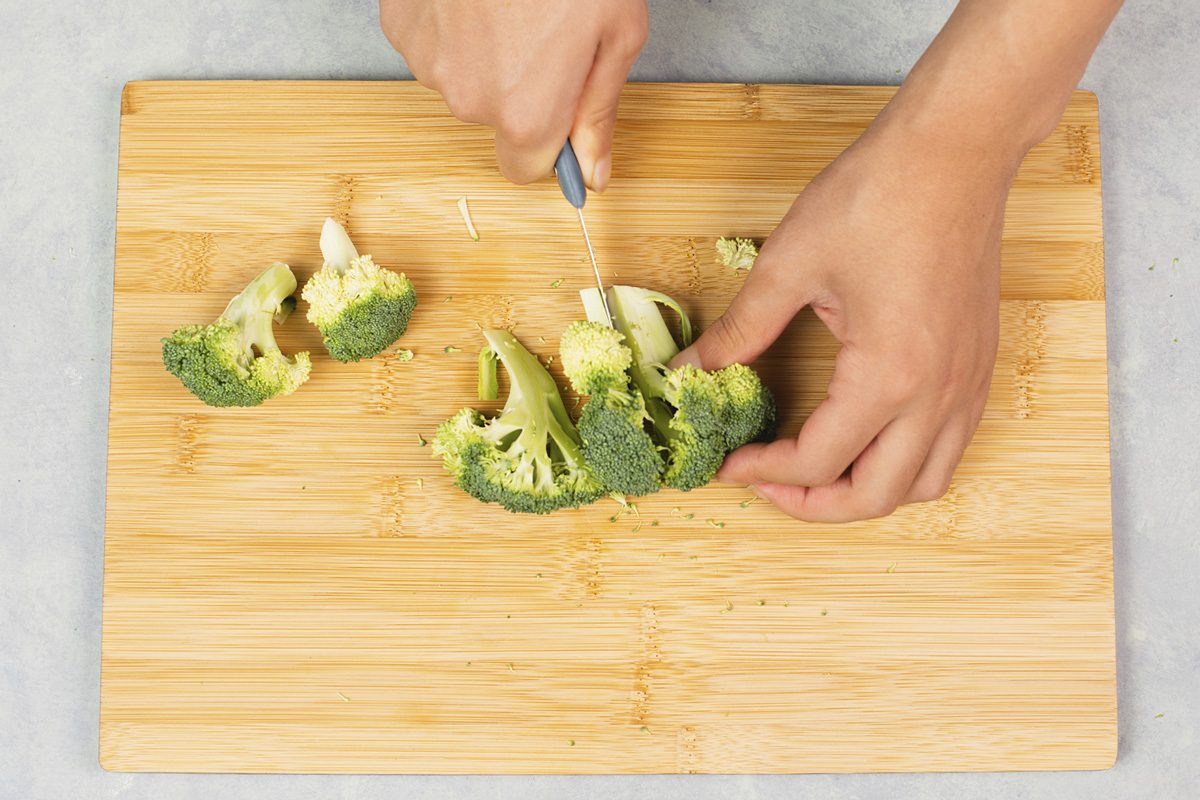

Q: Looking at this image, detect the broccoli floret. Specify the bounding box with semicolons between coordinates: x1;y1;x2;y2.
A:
574;285;775;492
560;322;663;496
162;262;311;407
301;217;417;362
716;237;759;271
433;329;605;514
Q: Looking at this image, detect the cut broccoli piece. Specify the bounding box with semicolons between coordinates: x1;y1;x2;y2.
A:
161;262;311;407
301;217;417;362
560;322;663;496
716;237;759;271
433;329;605;514
573;285;775;492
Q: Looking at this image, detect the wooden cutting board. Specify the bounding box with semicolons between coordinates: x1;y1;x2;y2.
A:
100;81;1114;773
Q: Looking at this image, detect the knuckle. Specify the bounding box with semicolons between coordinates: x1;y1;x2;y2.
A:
859;492;901;520
909;475;953;504
803;463;844;488
442;88;486;124
495;103;548;149
705;314;749;360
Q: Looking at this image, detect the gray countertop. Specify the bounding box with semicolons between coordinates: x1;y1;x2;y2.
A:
2;1;1197;797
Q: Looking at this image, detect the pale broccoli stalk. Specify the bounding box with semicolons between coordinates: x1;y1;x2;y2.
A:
716;237;759;271
433;330;604;514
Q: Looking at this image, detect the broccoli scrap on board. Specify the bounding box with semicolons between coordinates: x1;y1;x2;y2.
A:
301;217;418;362
716;237;759;271
433;330;605;514
161;262;311;407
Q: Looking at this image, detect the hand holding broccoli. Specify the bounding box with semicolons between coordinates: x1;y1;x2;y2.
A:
674;116;1010;522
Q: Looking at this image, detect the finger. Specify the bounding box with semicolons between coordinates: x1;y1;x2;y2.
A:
904;384;989;504
718;390;896;489
493;90;581;185
568;11;647;192
670;245;813;370
753;415;937;523
492;38;596;185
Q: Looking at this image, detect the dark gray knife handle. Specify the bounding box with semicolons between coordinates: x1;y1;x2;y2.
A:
554;140;587;210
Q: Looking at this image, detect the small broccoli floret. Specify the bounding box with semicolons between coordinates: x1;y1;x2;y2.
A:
716;237;759;271
162;262;311;407
561;321;662;496
301;217;417;362
433;329;605;514
560;321;631;394
575;285;776;493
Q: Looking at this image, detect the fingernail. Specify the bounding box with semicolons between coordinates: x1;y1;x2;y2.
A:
749;484;768;499
591;154;611;193
669;345;702;370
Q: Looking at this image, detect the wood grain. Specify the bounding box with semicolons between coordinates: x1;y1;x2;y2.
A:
100;81;1115;773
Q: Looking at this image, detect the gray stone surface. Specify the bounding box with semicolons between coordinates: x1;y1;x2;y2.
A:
1;0;1196;797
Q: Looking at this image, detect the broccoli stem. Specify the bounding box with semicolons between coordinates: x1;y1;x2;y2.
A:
482;330;588;473
478;346;499;401
319;217;359;272
606;285;690;399
222;262;296;357
602;286;698;447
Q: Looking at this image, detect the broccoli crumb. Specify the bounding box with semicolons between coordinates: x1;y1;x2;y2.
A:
443;345;462;353
457;196;480;241
417;434;427;447
716;237;759;271
394;349;414;361
707;518;725;529
886;563;897;573
684;513;694;520
757;600;765;606
568;739;576;746
550;278;563;288
820;608;828;616
721;601;733;613
640;725;651;733
415;478;424;491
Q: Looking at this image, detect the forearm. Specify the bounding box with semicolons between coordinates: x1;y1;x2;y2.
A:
883;0;1125;164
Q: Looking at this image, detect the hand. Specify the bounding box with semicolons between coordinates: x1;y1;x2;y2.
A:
380;0;648;190
673;114;1020;522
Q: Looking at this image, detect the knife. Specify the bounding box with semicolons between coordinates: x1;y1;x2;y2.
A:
554;140;613;325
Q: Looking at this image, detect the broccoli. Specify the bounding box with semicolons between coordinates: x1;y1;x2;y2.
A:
716;237;759;271
559;321;662;496
301;217;417;362
161;262;312;407
433;329;605;514
569;285;775;492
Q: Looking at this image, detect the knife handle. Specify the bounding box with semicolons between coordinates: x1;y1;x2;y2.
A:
554;140;587;210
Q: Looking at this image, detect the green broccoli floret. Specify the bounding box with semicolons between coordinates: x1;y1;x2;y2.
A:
161;262;311;407
301;217;417;362
560;321;663;496
433;329;605;514
716;237;759;271
575;285;775;492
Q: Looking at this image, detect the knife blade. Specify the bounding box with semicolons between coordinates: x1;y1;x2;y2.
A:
554;140;612;325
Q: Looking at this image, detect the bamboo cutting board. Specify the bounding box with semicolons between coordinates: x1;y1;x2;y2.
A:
100;81;1114;773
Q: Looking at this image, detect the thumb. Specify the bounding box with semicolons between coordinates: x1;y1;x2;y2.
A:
671;250;810;370
568;18;646;192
